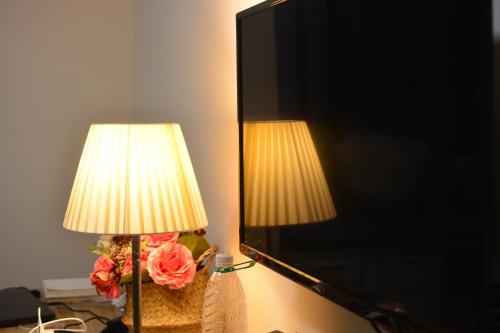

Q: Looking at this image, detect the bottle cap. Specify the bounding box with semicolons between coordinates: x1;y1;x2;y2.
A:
215;254;233;268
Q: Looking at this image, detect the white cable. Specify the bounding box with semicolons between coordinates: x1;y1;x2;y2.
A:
27;307;87;333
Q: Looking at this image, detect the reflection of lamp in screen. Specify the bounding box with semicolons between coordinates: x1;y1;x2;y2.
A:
63;124;208;333
243;120;336;227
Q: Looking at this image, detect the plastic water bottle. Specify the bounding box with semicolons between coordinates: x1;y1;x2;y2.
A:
201;253;248;333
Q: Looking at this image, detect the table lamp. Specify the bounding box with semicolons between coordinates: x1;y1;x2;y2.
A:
63;124;208;333
243;120;336;226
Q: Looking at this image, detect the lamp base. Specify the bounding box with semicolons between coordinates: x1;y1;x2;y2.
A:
99;316;128;333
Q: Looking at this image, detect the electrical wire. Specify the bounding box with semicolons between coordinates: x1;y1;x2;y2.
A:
369;319;384;333
44;301;110;325
63;316;107;329
1;287;112;332
368;315;403;333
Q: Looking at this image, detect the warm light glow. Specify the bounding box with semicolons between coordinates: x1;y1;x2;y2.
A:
243;121;336;227
63;124;208;234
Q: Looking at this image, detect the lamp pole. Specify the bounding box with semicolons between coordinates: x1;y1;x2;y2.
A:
132;235;142;333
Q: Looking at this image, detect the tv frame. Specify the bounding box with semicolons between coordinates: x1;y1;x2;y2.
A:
236;0;493;331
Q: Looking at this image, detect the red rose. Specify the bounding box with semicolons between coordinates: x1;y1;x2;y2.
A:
89;256;119;299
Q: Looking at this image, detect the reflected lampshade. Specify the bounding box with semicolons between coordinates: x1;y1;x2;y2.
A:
63;124;208;234
243;121;336;227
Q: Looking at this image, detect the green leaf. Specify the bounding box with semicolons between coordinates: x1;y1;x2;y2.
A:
120;270;151;285
82;242;108;256
178;233;210;260
120;273;132;284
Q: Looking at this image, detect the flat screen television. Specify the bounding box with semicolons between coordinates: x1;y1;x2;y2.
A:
237;0;493;332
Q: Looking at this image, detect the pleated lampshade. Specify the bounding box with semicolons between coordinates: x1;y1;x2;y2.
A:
243;121;336;227
63;124;208;234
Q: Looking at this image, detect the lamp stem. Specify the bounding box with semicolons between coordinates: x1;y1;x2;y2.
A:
132;235;142;333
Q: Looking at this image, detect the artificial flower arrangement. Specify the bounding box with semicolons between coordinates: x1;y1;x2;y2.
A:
88;230;211;298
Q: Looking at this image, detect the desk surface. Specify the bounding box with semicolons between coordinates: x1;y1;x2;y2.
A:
0;302;121;333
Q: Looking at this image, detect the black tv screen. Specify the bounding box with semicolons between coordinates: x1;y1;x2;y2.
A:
237;0;492;332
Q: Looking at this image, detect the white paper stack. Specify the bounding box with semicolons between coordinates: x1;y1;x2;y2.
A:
42;278;105;303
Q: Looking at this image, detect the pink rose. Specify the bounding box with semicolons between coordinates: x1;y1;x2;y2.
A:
147;242;196;289
122;251;150;276
142;233;179;249
89;256;119;298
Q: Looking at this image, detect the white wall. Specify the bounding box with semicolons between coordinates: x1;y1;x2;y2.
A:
134;1;371;332
0;0;135;289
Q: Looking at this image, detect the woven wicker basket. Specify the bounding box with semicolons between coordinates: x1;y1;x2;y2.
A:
122;249;215;333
